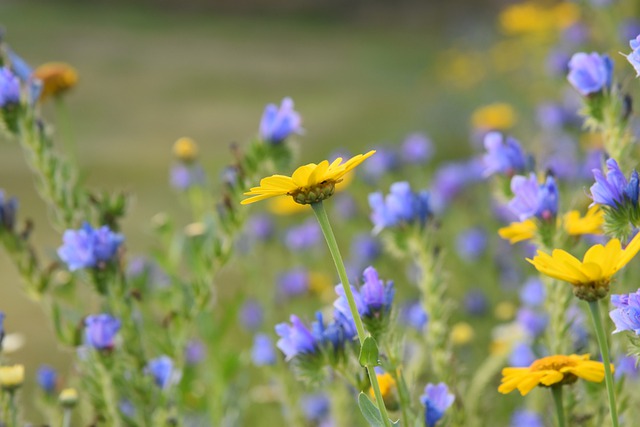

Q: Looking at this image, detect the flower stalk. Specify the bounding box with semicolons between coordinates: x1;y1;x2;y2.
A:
311;201;393;427
551;385;566;427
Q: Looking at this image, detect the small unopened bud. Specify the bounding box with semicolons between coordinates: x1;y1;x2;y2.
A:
173;137;198;162
0;364;24;390
59;387;78;408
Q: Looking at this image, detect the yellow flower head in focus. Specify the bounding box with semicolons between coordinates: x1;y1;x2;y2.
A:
242;151;375;206
563;206;603;236
471;103;516;131
0;364;24;389
173;137;198;162
33;62;78;101
499;354;608;396
499;219;537;244
528;233;640;301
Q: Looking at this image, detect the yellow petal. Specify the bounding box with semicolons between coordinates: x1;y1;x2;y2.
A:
240;193;281;205
307;160;329;186
616;232;640;271
291;164;317;187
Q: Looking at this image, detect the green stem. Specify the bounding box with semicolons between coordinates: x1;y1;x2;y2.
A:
551;386;566;427
587;300;619;427
97;356;123;427
8;390;17;427
62;408;72;427
311;201;392;427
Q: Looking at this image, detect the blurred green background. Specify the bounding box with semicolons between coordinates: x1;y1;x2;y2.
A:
0;0;507;417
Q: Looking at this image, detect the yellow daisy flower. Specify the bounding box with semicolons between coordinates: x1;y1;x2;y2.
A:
241;151;375;205
369;371;399;410
0;364;24;390
173;137;198;162
563;206;603;236
471;103;516;131
498;219;537;244
33;62;78;101
498;354;608;396
527;232;640;300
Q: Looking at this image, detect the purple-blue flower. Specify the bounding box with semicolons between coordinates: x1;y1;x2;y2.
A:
615;355;639;380
251;333;277;366
508;174;558;221
362;146;400;183
455;227;488;262
519;277;546;308
463;290;488;316
430;159;484;213
58;222;124;271
37;365;57;394
84;314;121;350
0;67;20;108
482;132;527;177
0;190;18;231
625;34;640;76
510;409;544;427
277;268;309;298
401;133;433;165
145;356;174;389
284;219;321;251
610;289;640;334
368;181;430;233
334;266;394;322
0;311;4;343
246;214;274;241
301;393;331;422
516;308;548;338
567;52;613;96
275;315;317;360
185;339;206;365
239;299;264;331
259;97;302;144
399;300;428;330
349;233;381;271
509;342;536;367
420;382;455;427
170;164;206;190
591;158;640;208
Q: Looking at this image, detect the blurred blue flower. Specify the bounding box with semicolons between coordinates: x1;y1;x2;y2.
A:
275;315;317;360
508;174;558;221
145;355;174;389
0;67;20;108
463;290;488;316
58;222;124;271
119;400;136;418
519;277;546;308
455;227;488;262
580;148;604;181
85;314;121;350
350;233;381;271
251;333;277;366
37;365;57;394
185;339;206;365
430;159;484;212
170;164;206;190
259;97;302;144
368;181;430;233
590;158;639;208
332;193;358;220
246;214;274;241
399;300;428;330
542;135;579;181
239;299;264;331
420;382;455;427
516;308;548;338
626;36;640;77
482;132;527;177
277;268;309;298
284;219;321;251
562;23;589;45
0;311;4;343
615;355;639;380
312;311;355;350
509;342;536;367
401;133;433;164
6;48;33;82
301;393;331;422
362;146;399;182
567;52;613;96
610;289;640;334
0;190;18;231
621;20;640;45
510;409;544;427
547;49;571;77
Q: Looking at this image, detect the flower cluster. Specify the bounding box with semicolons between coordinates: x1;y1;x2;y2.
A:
567;52;613;96
508;174;558;222
610;289;640;335
84;314;121;351
259;97;302;144
368;181;431;232
482;132;527;177
58;223;124;271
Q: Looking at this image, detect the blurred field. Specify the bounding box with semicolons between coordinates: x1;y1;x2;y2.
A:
0;0;506;418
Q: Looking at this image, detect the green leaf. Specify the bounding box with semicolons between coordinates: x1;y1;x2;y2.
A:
359;336;380;367
358;392;384;427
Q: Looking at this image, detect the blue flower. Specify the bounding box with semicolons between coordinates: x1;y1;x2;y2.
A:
251;333;277;366
246;214;274;241
567;52;613;96
0;311;4;342
420;382;455;427
259;97;302;144
275;315;317;360
145;356;174;389
482;132;527;177
615;355;639;380
58;223;124;271
463;290;488;316
510;409;544;427
239;299;264;331
311;311;355;351
401;133;433;164
37;365;57;394
284;219;321;251
399;300;428;330
334;266;394;321
430;159;484;212
170;164;206;190
610;289;640;334
516;308;548;338
508;174;558;221
84;314;121;350
277;268;309;298
519;277;546;308
509;342;536;367
0;190;18;231
368;181;430;233
455;227;488;262
349;233;381;271
362;146;400;182
590;158;639;208
300;393;331;422
185;339;206;365
0;67;20;108
625;34;640;76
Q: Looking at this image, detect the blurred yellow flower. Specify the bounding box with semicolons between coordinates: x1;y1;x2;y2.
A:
451;322;474;345
471;103;516;131
498;219;537;244
0;364;24;389
563;206;603;236
33;62;78;101
173;137;198;162
242;151;375;205
59;387;79;407
494;301;517;321
499;354;607;396
499;2;579;36
369;371;398;409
